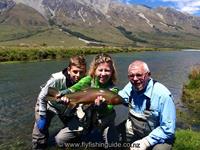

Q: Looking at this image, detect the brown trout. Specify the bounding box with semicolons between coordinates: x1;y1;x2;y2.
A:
46;87;124;108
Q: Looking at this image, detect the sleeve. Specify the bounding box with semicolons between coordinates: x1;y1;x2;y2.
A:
69;76;92;92
59;88;72;95
146;94;176;146
37;76;56;116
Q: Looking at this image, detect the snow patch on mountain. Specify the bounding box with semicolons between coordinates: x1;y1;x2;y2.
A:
138;12;154;28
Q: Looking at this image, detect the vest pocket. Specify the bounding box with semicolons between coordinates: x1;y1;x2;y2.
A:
128;112;152;138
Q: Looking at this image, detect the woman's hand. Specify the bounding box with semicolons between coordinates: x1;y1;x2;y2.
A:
95;96;106;106
94;96;107;111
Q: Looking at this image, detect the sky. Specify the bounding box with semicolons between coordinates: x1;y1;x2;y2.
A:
118;0;200;16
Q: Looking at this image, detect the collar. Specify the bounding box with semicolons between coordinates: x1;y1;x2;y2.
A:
143;78;154;99
131;78;154;98
63;70;75;87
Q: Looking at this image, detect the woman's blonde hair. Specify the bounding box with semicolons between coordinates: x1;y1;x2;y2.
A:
88;53;117;83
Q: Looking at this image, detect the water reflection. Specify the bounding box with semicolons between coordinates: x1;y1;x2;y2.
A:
0;50;200;148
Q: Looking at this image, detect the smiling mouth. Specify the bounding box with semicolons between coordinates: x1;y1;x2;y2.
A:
100;77;107;82
134;82;141;87
74;78;79;81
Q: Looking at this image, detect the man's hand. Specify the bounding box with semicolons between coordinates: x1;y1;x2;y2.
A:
130;138;150;150
36;116;47;133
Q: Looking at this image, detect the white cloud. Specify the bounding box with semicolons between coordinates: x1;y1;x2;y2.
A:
117;0;132;4
162;0;200;14
117;0;200;15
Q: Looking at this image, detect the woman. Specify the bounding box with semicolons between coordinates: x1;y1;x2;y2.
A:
55;53;119;148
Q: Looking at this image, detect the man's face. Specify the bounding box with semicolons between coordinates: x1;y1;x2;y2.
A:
68;65;86;83
128;65;149;91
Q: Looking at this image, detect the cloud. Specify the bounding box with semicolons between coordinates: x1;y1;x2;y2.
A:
162;0;200;14
117;0;132;4
117;0;200;15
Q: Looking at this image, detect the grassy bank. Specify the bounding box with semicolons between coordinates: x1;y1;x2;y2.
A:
173;66;200;149
180;66;200;127
173;129;200;150
0;46;175;63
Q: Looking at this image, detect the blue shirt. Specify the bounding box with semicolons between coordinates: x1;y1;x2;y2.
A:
118;78;176;146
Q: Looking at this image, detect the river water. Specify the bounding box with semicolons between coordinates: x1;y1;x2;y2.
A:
0;50;200;148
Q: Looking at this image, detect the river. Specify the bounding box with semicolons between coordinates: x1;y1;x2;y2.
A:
0;50;200;148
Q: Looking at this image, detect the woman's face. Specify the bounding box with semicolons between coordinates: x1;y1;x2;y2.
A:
95;62;113;84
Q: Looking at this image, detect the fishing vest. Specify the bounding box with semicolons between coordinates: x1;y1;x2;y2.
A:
127;80;157;139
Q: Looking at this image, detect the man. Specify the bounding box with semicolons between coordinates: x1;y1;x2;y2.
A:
118;60;176;150
32;55;86;149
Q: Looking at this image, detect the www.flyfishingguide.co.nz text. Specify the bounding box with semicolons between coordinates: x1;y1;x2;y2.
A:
64;142;140;148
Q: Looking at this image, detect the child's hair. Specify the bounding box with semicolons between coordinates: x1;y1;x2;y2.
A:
88;53;117;83
68;55;86;69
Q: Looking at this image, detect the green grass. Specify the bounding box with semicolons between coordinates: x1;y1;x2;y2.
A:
1;23;200;48
137;32;200;49
0;46;174;63
0;24;47;42
173;129;200;150
176;65;200;132
0;26;86;47
166;66;200;150
69;23;135;47
182;66;200;117
116;26;148;44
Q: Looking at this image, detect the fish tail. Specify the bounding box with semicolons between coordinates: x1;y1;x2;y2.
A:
48;87;59;97
46;96;60;102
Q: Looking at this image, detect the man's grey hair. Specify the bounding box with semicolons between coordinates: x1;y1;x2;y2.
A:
128;60;150;73
143;62;150;73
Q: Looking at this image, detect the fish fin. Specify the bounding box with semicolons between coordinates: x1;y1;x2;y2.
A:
47;87;59;97
68;99;78;109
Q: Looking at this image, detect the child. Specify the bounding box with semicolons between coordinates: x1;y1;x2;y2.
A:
32;55;86;149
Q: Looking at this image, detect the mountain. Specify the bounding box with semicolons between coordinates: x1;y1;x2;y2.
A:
0;0;200;48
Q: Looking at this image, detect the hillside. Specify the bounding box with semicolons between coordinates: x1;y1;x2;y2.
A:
0;0;200;48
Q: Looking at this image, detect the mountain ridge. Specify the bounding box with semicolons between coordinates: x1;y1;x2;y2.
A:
0;0;200;48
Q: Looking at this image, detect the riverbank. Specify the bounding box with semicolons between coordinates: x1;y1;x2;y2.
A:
173;66;200;149
178;66;200;128
0;46;176;63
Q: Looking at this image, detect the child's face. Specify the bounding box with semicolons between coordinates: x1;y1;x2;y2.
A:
68;65;86;83
95;62;113;84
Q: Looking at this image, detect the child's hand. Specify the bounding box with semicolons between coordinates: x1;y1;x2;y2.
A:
60;96;70;104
